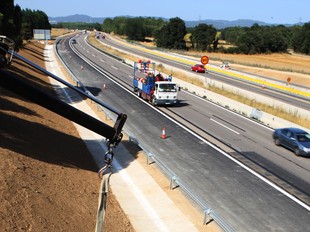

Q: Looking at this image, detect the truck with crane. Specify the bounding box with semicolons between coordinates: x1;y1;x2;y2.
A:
133;60;179;106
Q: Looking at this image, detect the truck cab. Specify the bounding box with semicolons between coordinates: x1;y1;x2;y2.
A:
152;82;178;105
133;61;179;106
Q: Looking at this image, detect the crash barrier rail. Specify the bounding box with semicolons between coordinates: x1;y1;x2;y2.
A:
54;35;234;231
141;145;234;232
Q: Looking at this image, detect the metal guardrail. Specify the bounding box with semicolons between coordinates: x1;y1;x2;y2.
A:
54;37;87;92
54;34;235;232
139;146;235;232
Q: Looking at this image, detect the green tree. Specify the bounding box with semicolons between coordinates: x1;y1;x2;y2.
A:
112;17;127;35
125;17;146;41
102;18;114;33
262;27;288;53
21;9;51;40
190;23;217;51
144;17;166;37
292;22;310;54
220;26;245;44
0;0;23;49
0;0;15;37
155;17;187;50
102;17;166;41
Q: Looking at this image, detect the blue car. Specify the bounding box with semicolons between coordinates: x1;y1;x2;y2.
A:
272;127;310;157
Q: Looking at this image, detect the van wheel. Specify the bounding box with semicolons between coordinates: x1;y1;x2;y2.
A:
137;90;141;98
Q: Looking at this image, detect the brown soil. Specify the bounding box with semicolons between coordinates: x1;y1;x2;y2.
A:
0;41;134;232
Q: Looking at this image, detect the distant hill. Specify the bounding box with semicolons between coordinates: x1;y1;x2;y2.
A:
48;14;300;29
49;14;100;24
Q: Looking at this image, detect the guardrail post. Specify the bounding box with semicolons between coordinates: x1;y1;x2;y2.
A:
147;153;154;165
203;208;213;225
169;176;179;190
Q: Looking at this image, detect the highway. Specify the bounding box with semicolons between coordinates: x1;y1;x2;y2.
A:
55;33;310;231
100;34;310;111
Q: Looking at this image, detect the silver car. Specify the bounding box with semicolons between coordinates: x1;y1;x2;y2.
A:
272;127;310;157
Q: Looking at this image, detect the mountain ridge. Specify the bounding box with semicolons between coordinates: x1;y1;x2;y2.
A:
48;14;301;29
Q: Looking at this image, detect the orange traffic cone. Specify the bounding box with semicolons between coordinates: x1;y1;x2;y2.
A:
262;83;265;90
102;83;106;90
161;127;166;139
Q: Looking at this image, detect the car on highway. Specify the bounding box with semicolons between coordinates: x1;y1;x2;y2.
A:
272;127;310;157
191;64;206;73
72;39;77;44
220;61;231;69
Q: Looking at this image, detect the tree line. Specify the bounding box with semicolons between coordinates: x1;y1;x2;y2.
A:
102;16;310;55
0;0;51;50
1;0;310;55
220;23;310;54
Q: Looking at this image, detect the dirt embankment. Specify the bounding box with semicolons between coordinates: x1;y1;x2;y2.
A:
0;41;134;232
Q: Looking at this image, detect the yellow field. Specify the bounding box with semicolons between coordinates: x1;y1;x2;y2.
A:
51;28;72;38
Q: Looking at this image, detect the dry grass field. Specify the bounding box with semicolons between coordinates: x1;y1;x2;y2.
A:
139;41;310;87
50;28;72;39
125;33;310;87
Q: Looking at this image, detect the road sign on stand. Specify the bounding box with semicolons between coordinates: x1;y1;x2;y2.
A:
287;77;291;85
201;55;209;65
201;56;209;86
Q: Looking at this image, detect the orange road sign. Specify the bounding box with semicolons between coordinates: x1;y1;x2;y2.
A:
287;77;291;83
201;55;209;65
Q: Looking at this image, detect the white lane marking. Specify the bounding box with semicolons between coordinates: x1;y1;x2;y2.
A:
185;91;274;131
78;37;310;211
210;118;240;134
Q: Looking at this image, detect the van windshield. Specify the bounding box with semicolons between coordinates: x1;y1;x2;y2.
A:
158;83;176;92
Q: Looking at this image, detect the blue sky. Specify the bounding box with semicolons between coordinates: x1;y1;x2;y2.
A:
14;0;310;24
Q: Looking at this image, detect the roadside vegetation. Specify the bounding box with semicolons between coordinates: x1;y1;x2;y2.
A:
0;0;51;49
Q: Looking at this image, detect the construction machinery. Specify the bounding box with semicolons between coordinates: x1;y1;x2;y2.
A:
0;35;15;68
